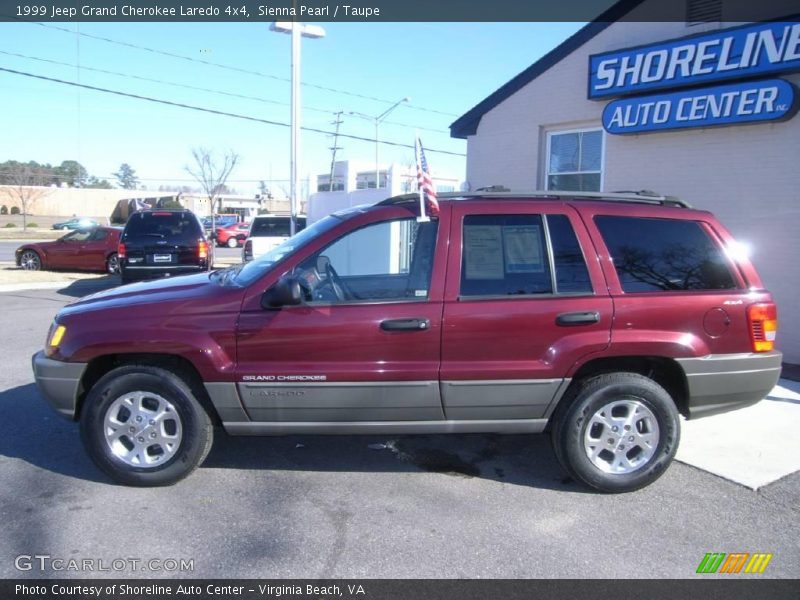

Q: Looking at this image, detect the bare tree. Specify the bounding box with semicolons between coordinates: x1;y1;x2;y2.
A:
185;148;239;233
6;163;51;231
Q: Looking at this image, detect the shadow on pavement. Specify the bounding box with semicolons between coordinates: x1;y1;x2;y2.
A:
3;381;585;493
0;383;106;484
56;275;121;298
203;429;587;493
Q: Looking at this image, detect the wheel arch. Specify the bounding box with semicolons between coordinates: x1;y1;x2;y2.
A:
76;353;221;425
562;355;689;418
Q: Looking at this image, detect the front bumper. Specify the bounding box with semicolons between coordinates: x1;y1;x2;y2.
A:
676;351;783;419
31;351;87;420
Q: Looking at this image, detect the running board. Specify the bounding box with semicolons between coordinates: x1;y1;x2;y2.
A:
223;419;549;436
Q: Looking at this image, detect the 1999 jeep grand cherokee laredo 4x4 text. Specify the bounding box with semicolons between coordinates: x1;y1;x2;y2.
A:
32;191;782;492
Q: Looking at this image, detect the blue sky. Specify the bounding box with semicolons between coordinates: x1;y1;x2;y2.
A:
0;21;585;194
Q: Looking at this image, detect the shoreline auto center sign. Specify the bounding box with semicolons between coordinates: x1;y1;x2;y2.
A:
589;20;800;134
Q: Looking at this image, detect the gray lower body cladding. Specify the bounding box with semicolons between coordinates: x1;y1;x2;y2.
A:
676;351;782;419
205;378;570;434
31;351;87;419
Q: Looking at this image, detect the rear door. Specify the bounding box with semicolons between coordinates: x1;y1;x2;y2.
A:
440;201;612;420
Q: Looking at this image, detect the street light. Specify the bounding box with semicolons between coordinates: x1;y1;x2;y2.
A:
270;21;326;236
349;96;410;192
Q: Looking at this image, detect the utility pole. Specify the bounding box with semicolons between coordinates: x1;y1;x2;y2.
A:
328;111;344;192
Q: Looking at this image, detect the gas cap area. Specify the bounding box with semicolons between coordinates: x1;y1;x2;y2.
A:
703;307;731;338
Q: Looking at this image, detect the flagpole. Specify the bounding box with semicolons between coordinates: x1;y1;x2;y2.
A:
416;132;429;223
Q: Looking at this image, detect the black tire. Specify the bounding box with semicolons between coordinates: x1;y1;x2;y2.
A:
19;250;42;271
80;365;213;486
551;372;680;493
106;252;119;275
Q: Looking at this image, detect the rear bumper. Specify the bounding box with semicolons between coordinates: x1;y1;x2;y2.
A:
676;351;782;419
31;351;87;420
120;264;208;281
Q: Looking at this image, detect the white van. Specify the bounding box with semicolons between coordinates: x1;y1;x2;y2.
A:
242;215;307;262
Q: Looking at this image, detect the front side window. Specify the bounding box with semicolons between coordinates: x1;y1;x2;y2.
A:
295;218;438;303
460;215;552;297
62;229;94;242
546;129;603;192
595;216;737;292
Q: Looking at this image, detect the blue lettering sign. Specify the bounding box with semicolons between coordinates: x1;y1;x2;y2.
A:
589;21;800;99
602;79;797;134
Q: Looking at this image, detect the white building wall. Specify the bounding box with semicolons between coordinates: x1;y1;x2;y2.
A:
463;18;800;362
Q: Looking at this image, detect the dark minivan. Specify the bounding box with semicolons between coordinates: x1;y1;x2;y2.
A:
118;210;211;284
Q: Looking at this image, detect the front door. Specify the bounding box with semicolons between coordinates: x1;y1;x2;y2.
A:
236;214;446;422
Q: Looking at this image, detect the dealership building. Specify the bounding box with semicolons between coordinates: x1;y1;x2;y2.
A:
450;2;800;363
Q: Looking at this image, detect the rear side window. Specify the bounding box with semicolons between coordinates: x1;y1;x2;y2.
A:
251;217;306;237
595;216;737;292
461;215;552;296
547;214;592;294
123;212;203;242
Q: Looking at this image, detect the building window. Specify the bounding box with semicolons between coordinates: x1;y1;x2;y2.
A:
546;129;603;192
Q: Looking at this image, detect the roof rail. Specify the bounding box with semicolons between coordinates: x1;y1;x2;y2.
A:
377;190;691;208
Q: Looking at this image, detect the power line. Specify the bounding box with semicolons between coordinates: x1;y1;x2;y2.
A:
0;66;466;157
30;21;460;118
0;48;452;135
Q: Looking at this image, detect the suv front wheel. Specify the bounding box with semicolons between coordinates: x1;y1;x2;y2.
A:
551;372;680;493
80;365;213;486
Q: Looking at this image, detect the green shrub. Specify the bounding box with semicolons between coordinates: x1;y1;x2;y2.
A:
26;222;38;228
0;205;7;215
10;206;20;215
4;223;16;228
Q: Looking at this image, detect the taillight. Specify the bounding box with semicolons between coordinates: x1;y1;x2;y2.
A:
243;239;253;262
747;303;777;352
118;243;126;259
198;240;209;259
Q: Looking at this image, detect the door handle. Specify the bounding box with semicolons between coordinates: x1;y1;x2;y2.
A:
556;311;600;326
380;318;430;332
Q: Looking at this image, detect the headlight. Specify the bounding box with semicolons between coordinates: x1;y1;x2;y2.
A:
45;324;66;356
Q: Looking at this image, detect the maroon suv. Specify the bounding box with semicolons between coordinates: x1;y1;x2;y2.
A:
31;191;781;491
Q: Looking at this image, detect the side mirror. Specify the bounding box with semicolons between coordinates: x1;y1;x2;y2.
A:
261;276;302;309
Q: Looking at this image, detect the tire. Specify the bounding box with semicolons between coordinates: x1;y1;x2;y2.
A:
106;253;120;275
227;236;238;248
20;250;42;271
80;365;213;486
551;372;680;493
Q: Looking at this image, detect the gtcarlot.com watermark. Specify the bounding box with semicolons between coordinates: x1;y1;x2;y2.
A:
15;554;194;573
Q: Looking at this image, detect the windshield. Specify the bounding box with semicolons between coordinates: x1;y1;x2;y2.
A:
231;215;343;286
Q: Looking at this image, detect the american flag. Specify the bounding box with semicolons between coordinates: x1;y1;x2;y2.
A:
415;136;439;217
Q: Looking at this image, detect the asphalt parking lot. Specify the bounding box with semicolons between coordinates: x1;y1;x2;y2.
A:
0;277;798;579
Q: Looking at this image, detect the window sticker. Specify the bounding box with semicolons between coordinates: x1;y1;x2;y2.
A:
503;225;544;273
464;225;504;280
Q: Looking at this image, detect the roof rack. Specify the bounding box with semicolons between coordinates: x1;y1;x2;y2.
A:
377;189;691;209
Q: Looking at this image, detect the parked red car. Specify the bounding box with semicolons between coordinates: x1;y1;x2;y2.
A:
16;227;122;274
215;222;251;248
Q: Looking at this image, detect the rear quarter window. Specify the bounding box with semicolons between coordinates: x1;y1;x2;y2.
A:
595;215;737;292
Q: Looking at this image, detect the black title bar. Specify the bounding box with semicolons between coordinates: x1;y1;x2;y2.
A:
2;0;799;23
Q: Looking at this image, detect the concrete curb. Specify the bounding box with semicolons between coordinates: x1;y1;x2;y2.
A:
0;282;68;293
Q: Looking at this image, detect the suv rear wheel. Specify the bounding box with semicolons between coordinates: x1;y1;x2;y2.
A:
551;372;679;493
80;365;213;486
